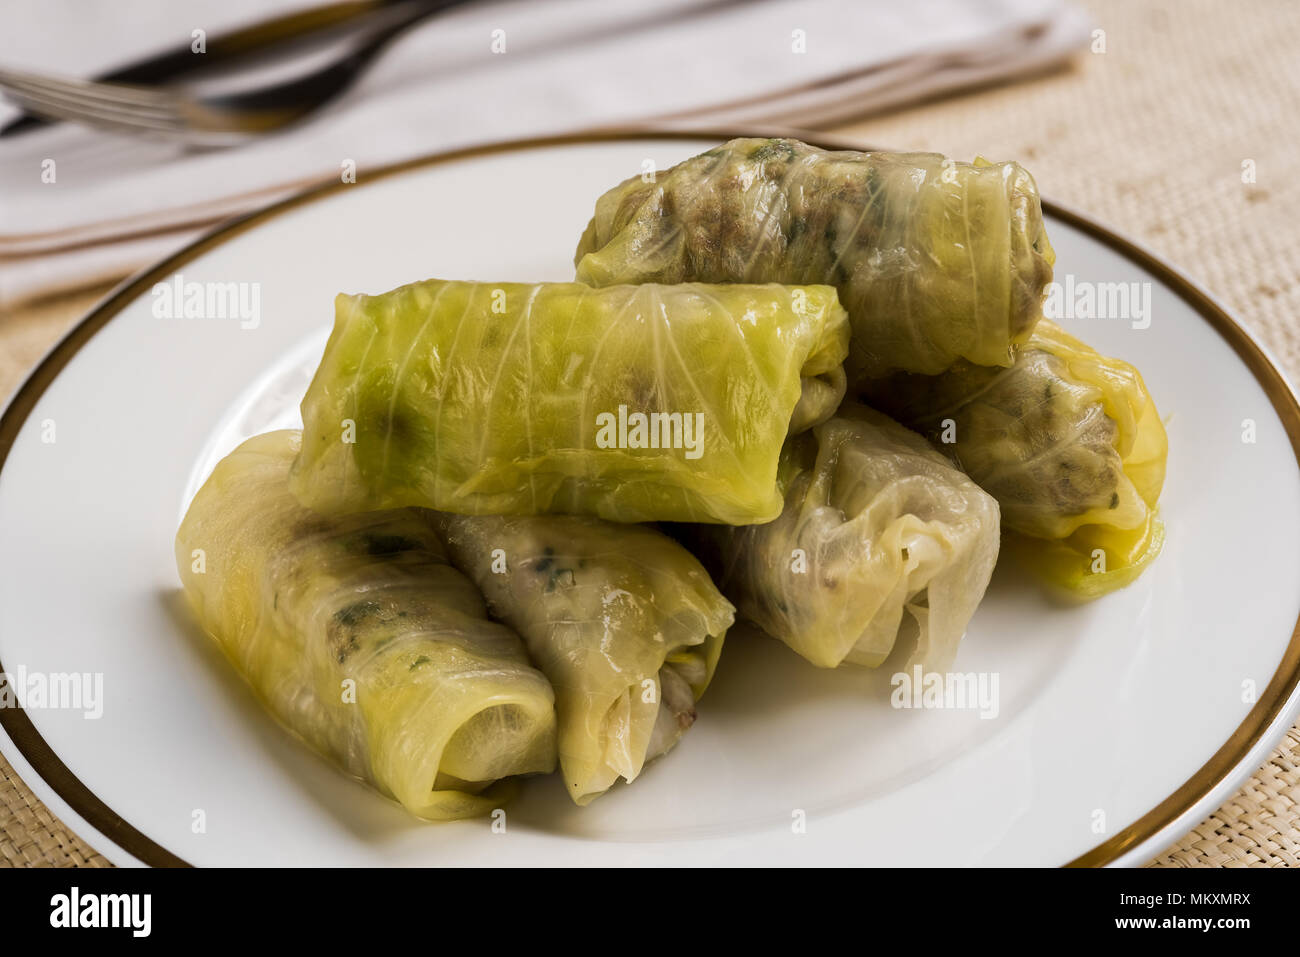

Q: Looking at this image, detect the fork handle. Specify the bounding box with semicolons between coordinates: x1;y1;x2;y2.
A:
0;0;440;137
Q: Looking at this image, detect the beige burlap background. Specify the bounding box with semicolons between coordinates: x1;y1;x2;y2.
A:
1;0;1297;867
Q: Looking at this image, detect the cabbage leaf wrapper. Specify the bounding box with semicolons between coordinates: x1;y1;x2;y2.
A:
175;431;557;820
863;320;1167;598
430;512;733;805
688;404;999;674
291;279;849;525
574;137;1054;384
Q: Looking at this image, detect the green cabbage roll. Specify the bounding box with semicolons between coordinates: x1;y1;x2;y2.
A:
688;403;1000;673
176;431;557;820
863;320;1167;598
290;279;849;525
574;137;1054;384
430;512;733;805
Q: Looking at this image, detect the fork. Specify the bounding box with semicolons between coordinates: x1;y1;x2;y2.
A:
0;0;470;147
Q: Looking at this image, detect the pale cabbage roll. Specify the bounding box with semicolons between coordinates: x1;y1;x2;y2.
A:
863;320;1167;597
574;137;1054;384
691;404;1000;673
176;431;557;820
291;279;849;525
430;512;733;805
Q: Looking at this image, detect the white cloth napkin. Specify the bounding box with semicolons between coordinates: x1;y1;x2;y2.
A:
0;0;1090;306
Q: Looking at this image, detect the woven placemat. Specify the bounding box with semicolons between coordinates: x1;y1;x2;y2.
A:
2;0;1298;867
0;760;110;868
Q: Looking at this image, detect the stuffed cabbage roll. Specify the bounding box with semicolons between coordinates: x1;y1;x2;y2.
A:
689;404;999;673
175;431;557;820
574;137;1054;384
430;512;732;805
291;279;849;525
863;320;1167;597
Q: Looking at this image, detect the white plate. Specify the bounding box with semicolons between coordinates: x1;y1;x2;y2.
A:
2;133;1298;867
